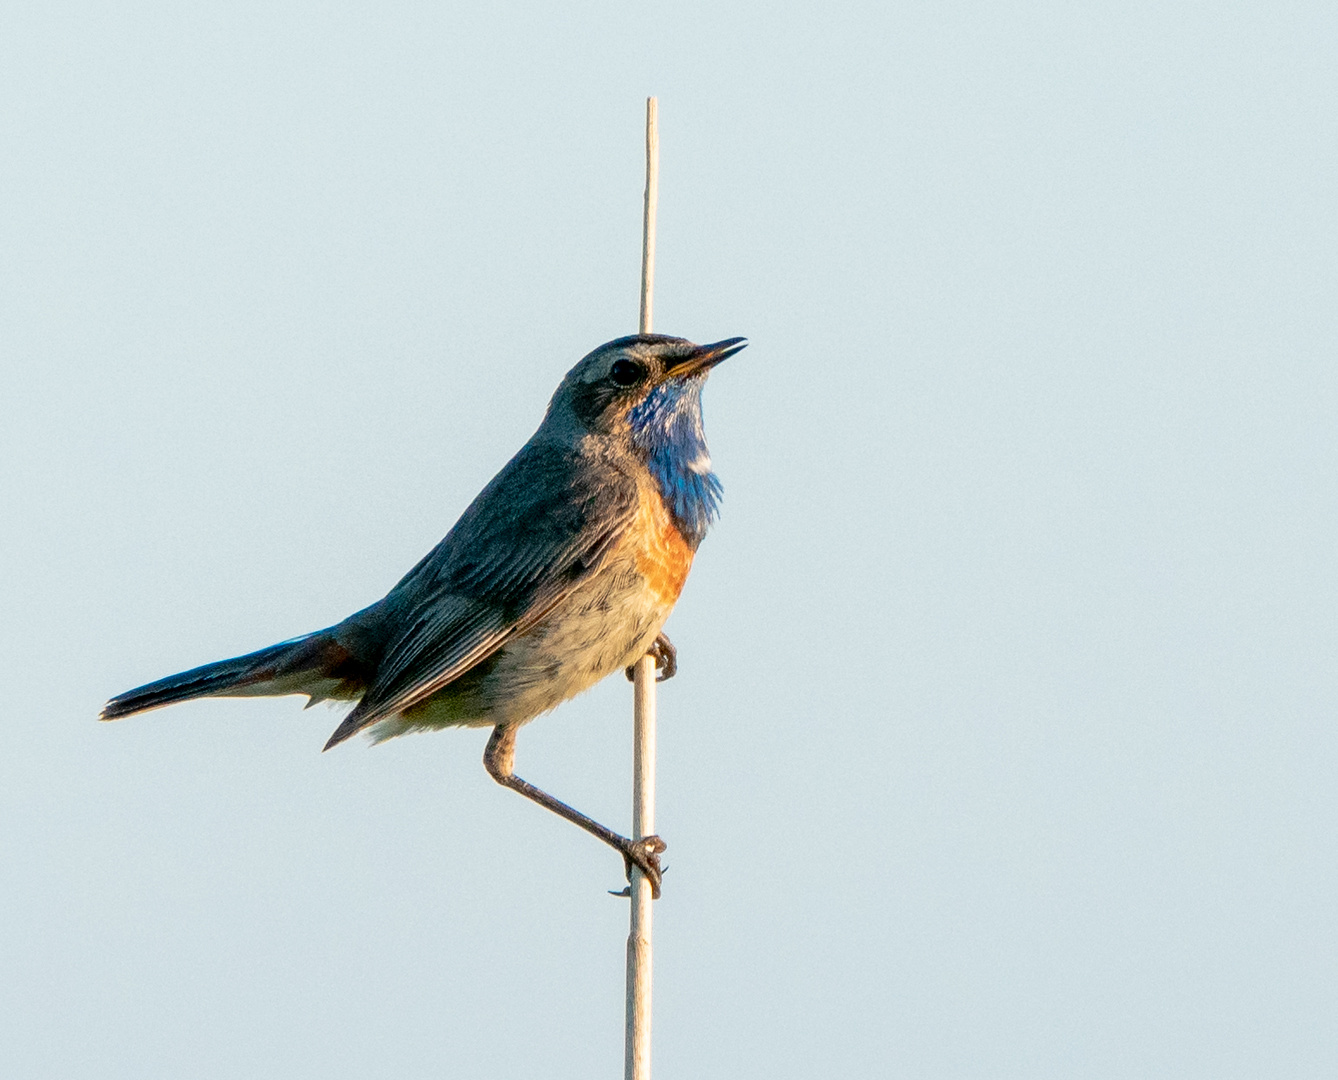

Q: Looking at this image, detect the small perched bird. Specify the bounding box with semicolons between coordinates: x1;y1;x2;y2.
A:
101;333;745;896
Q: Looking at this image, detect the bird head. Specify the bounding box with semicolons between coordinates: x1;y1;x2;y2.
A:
544;334;747;442
540;334;746;546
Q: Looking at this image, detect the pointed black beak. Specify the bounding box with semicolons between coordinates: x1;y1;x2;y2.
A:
666;337;748;376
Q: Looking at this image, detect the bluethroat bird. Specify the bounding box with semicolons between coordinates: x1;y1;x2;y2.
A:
101;334;746;896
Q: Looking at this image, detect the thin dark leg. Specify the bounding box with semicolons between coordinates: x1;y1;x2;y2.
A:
483;725;666;898
624;631;677;683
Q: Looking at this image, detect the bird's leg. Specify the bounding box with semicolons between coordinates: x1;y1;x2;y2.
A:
624;631;677;683
483;724;666;898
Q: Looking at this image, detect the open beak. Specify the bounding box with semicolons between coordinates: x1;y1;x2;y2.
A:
666;337;749;377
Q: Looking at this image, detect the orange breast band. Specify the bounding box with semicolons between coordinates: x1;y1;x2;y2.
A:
632;488;694;604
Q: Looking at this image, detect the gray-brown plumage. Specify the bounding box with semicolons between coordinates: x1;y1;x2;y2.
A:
102;333;746;894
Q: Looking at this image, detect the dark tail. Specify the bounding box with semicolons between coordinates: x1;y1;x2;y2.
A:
100;631;368;721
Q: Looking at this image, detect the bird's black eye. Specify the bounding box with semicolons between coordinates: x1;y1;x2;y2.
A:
609;359;645;387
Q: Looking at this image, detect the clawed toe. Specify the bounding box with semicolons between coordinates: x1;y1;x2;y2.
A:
625;633;677;683
650;634;677;681
616;835;667;899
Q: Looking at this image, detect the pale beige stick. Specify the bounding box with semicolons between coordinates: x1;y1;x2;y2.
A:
638;98;659;337
625;95;659;1080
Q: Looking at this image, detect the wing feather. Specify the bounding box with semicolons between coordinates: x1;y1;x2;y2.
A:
323;443;637;748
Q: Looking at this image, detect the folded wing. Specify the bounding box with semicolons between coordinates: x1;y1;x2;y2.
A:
323;443;637;748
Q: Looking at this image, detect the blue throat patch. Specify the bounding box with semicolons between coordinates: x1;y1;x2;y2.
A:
628;377;722;547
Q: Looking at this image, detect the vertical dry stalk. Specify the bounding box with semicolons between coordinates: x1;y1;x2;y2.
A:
625;95;659;1080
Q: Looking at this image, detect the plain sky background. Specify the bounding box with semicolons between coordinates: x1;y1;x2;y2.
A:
3;2;1336;1077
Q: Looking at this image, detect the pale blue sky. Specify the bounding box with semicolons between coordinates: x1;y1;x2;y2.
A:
4;2;1337;1077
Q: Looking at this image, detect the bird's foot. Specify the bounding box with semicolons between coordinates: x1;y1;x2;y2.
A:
608;835;667;899
625;633;677;683
650;634;677;682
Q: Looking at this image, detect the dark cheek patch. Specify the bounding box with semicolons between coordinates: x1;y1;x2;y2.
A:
571;381;618;428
